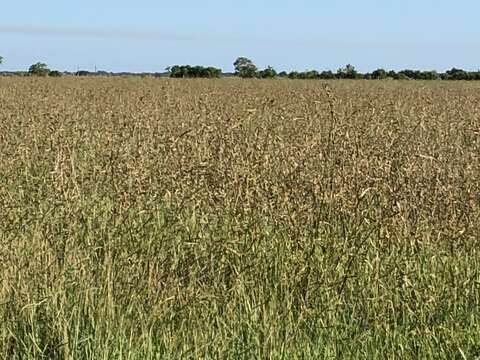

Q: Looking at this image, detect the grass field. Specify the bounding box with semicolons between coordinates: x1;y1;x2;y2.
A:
0;77;479;359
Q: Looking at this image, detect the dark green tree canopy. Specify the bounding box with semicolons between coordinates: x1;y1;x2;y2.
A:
29;62;50;76
445;68;469;80
167;65;221;78
76;70;91;76
287;69;334;80
337;64;358;79
234;57;258;78
258;66;277;79
2;55;479;80
371;68;387;80
48;70;62;77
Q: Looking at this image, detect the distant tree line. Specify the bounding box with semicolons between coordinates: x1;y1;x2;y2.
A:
365;68;480;81
1;55;480;80
233;57;480;80
166;65;221;78
27;62;63;77
0;61;63;77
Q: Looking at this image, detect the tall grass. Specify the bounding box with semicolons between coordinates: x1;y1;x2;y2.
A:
1;77;479;359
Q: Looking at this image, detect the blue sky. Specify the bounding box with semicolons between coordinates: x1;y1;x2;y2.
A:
1;0;479;72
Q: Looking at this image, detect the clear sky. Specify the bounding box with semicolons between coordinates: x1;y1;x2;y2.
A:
1;0;479;73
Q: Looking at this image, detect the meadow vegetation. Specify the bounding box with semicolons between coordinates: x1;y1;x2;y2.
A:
0;77;479;359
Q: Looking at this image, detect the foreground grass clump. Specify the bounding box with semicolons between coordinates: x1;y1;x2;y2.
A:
0;77;479;359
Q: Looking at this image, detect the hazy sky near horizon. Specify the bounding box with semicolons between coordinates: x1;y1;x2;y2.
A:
1;0;479;72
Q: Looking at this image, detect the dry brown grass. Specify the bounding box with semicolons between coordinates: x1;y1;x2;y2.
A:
0;77;479;359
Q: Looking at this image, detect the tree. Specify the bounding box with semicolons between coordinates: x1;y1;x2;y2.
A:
371;68;387;80
398;69;420;80
337;64;358;79
233;57;257;78
258;66;277;79
29;62;50;76
49;70;62;77
396;72;410;80
76;70;91;76
445;68;468;80
387;70;398;79
167;65;221;78
319;70;335;79
419;70;440;80
470;71;480;80
298;70;318;79
0;56;3;65
288;71;300;79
